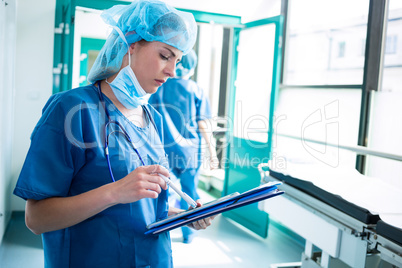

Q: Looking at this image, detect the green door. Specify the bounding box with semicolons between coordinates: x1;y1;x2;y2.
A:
223;16;283;238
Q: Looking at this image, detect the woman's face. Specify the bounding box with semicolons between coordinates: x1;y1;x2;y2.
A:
129;41;183;94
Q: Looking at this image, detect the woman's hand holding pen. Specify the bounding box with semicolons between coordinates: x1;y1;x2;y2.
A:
112;165;217;230
111;165;169;204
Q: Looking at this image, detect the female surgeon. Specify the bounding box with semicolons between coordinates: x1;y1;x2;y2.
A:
13;0;215;267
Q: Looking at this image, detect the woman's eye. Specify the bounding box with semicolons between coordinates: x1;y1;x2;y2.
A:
160;54;169;60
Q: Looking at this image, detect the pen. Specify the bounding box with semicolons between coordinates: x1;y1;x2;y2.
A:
158;173;198;208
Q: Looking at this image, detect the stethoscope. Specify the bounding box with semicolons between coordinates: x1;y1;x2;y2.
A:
96;81;156;182
96;82;198;208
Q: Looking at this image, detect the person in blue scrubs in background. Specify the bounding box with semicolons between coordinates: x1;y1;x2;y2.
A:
13;1;216;267
149;49;219;243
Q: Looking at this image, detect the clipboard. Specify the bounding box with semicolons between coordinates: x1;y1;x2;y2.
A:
145;181;284;235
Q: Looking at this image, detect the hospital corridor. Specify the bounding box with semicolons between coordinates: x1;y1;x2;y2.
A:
1;0;402;268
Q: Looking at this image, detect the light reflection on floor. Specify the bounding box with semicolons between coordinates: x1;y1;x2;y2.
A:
172;228;236;267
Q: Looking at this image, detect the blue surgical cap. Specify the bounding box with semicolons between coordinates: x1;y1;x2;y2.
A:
88;0;197;83
175;49;197;78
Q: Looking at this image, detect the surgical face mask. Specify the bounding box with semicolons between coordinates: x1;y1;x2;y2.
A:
106;26;148;109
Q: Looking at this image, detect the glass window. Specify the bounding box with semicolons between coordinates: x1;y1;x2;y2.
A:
241;0;281;23
233;24;277;143
360;38;366;56
385;35;397;54
284;0;370;85
338;42;346;58
273;88;361;169
366;0;402;189
275;0;367;171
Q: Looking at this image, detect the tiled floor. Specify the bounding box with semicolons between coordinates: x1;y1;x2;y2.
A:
0;190;304;268
0;212;44;268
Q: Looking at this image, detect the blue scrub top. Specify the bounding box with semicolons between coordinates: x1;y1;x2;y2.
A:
14;84;173;268
149;78;211;169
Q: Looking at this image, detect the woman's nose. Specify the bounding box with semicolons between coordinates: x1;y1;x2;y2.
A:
165;61;176;78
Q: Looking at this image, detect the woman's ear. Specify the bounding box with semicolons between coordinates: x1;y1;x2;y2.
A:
129;43;136;54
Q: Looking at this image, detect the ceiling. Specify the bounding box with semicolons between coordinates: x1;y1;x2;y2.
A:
160;0;281;23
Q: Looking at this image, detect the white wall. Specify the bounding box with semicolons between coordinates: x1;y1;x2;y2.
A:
0;0;17;245
10;0;56;212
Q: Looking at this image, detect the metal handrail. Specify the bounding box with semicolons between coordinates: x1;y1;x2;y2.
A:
277;133;402;162
210;125;402;162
